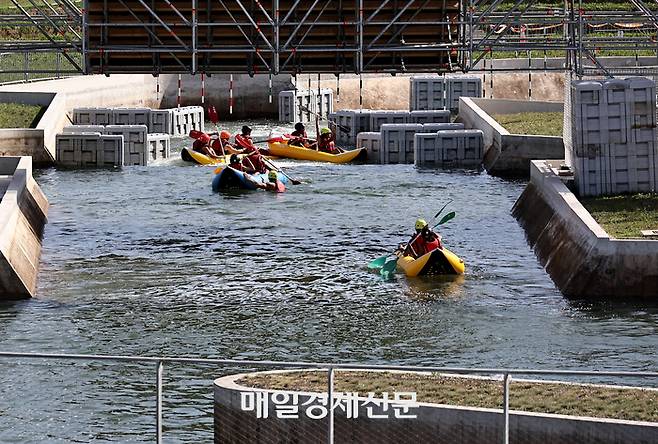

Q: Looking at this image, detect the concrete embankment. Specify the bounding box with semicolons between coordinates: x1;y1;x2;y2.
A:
0;156;48;300
513;160;658;299
459;97;565;177
214;369;658;444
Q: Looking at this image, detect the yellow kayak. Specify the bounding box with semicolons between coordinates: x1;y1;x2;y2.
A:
396;247;465;277
267;138;367;164
181;147;232;166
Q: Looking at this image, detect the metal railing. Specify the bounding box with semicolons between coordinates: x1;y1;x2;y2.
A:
0;351;657;444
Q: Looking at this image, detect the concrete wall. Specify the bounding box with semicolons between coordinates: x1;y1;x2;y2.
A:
513;160;658;299
0;156;49;300
214;370;658;444
459;97;564;177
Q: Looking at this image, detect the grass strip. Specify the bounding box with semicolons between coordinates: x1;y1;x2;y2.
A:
581;193;658;239
0;103;45;128
239;371;658;422
493;112;563;136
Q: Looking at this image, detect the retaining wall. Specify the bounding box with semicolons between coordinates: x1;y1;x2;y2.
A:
0;157;49;300
214;369;658;444
459;97;564;177
513;160;658;299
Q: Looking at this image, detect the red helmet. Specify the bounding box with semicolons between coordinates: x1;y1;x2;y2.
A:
220;130;231;140
198;133;211;144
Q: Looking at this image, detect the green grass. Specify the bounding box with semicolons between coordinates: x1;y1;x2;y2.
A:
493;112;563;136
581;193;658;239
240;371;658;422
0;103;45;128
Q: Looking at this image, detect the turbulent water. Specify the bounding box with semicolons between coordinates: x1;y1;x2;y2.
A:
1;121;657;442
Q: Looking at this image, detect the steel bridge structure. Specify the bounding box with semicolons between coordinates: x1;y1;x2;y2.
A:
2;0;658;82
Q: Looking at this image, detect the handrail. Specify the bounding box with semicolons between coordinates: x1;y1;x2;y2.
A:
1;351;657;444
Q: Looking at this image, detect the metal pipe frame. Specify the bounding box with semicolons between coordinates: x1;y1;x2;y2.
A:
2;1;658;78
0;351;657;444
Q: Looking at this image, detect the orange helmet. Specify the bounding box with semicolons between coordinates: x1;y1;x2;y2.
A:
220;130;231;140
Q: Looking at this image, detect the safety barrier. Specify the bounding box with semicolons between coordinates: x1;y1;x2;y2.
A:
380;123;423;164
409;110;452;124
0;352;657;444
414;129;484;168
55;133;124;168
410;76;482;112
566;77;657;196
278;89;334;123
147;133;171;161
329;109;373;146
356;132;381;162
72;106;203;137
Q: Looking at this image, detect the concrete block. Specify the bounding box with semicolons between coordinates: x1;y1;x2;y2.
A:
62;125;106;134
112;107;151;126
278;90;297;123
369;111;410;132
380;123;423;164
410;76;446;111
105;125;148;166
356;132;381;164
72;107;112;125
149;109;173;134
447;77;482;112
414;133;440;167
56;133;123;168
437;129;484;168
409;110;451;124
147;133;171;161
331;109;372;146
421;123;464;132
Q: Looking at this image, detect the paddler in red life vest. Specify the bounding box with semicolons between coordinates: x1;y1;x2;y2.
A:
317;127;340;154
192;132;222;158
245;169;286;193
212;130;243;156
235;125;257;152
289;122;310;148
404;218;443;258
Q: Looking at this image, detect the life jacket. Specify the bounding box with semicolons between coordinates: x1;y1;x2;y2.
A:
318;136;337;154
235;134;255;151
242;152;266;173
192;137;210;152
424;237;439;253
271;180;286;193
229;162;243;171
409;236;427;258
211;138;229;154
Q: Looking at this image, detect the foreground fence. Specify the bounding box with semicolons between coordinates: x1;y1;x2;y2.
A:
0;352;656;444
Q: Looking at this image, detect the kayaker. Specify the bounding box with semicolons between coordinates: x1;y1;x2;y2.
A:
229;154;244;171
235;125;257;152
317;127;340;154
192;132;222;158
245;169;286;193
212;130;243;156
404;219;443;258
289;122;314;148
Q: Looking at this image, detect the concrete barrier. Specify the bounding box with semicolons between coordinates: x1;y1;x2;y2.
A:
459;97;564;177
0;157;49;300
214;369;658;444
513;160;658;299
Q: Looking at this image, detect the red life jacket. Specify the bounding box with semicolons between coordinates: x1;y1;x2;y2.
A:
235;134;255;151
425;237;439;253
409;236;427;258
242;152;266;173
192;139;207;152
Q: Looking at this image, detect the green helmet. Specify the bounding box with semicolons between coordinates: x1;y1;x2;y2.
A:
320;127;331;135
415;218;428;230
268;170;278;181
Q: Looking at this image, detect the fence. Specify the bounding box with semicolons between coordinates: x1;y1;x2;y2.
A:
0;51;81;85
0;352;657;444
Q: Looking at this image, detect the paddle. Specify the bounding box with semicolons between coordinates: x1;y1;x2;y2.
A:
261;156;302;185
367;201;453;270
298;104;351;134
379;212;456;276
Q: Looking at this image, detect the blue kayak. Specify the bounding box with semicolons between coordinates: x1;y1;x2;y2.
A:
212;166;289;192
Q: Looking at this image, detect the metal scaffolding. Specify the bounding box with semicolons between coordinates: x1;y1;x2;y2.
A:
2;0;658;81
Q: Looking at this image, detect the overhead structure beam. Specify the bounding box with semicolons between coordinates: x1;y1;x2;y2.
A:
4;1;658;79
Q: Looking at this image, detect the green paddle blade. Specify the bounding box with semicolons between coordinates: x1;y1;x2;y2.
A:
380;258;398;275
436;211;456;226
368;255;389;269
